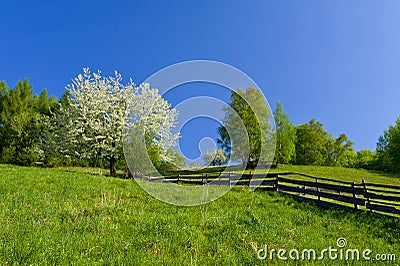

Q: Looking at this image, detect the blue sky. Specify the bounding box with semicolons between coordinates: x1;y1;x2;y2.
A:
1;1;400;160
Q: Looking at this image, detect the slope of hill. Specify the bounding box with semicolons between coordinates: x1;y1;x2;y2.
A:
0;164;398;265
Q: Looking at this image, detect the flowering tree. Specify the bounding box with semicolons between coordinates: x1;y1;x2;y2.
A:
203;149;227;166
51;68;179;176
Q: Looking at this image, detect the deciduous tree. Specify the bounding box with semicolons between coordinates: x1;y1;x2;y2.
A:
217;87;274;168
355;149;376;170
326;133;354;167
203;149;227;166
51;68;179;176
274;102;296;164
295;119;327;165
376;118;400;172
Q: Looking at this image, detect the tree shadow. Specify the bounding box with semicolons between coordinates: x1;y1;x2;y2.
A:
367;169;400;181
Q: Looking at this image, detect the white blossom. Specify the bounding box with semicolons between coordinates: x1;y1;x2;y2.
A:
51;68;179;172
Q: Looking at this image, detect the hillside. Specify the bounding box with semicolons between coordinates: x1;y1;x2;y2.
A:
0;164;398;265
269;164;400;185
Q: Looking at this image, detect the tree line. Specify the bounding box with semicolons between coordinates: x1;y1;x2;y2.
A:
0;70;185;175
275;100;400;172
0;78;399;174
215;87;400;173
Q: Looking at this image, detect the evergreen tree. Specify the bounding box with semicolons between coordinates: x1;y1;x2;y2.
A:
0;79;54;165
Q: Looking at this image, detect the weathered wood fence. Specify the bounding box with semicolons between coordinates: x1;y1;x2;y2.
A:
147;172;400;218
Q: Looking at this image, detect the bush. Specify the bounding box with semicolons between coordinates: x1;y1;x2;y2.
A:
354;150;377;170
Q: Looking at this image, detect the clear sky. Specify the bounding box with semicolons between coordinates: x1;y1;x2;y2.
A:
1;1;400;159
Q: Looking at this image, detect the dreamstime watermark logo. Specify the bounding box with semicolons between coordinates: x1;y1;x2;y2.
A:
257;237;397;262
122;60;276;206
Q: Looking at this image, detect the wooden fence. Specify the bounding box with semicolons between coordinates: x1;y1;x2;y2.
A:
146;172;400;218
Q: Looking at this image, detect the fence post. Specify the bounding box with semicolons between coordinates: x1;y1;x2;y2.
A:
228;172;231;188
206;174;208;185
362;179;372;213
352;182;358;210
202;174;204;185
178;174;180;183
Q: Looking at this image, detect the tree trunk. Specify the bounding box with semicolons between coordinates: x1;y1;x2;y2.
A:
110;141;117;176
110;155;117;176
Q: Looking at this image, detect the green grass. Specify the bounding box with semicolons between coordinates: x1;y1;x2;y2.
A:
165;164;400;186
269;164;400;185
0;164;399;265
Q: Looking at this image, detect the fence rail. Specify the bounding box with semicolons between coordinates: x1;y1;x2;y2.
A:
144;171;400;218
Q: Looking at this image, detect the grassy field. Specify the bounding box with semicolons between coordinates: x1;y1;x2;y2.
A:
172;164;400;185
0;164;399;265
269;164;400;185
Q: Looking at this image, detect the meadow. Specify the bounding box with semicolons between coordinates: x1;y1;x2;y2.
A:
0;164;399;265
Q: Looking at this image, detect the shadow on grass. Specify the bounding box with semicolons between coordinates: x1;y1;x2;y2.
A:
367;169;400;180
260;188;400;240
159;166;228;176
